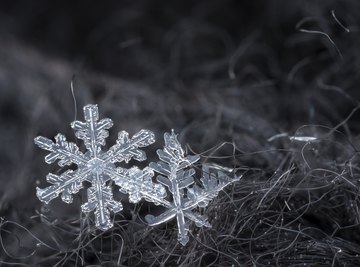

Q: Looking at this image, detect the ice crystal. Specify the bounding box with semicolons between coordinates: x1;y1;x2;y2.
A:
144;131;240;245
35;104;160;230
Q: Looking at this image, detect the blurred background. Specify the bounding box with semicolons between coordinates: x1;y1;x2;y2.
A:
0;0;360;266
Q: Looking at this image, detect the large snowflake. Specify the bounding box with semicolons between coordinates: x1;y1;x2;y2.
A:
143;131;240;245
35;104;165;230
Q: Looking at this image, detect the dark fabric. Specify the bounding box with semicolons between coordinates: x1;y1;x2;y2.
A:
0;1;359;266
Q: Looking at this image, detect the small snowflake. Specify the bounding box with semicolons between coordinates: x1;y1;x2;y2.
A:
35;104;163;230
144;130;240;245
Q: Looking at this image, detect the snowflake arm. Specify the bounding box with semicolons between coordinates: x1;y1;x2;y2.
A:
108;166;167;205
81;176;122;231
104;130;155;163
36;169;89;204
145;130;239;245
185;164;240;209
34;134;86;166
71;104;113;157
35;104;155;231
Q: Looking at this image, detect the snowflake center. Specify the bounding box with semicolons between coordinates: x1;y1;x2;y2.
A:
87;158;106;174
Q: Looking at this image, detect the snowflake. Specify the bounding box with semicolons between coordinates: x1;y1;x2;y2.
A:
35;104;164;231
144;131;240;246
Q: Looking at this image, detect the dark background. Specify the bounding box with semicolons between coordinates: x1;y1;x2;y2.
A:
0;0;360;266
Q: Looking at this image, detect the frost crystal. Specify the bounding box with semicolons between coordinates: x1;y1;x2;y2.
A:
35;104;159;231
145;131;240;246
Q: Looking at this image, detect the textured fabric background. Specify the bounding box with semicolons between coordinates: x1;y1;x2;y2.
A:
0;1;360;266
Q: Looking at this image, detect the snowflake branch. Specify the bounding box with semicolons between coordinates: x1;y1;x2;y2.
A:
71;104;113;157
104;130;155;163
107;167;169;206
36;169;90;204
184;164;240;210
35;134;86;166
81;174;122;231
